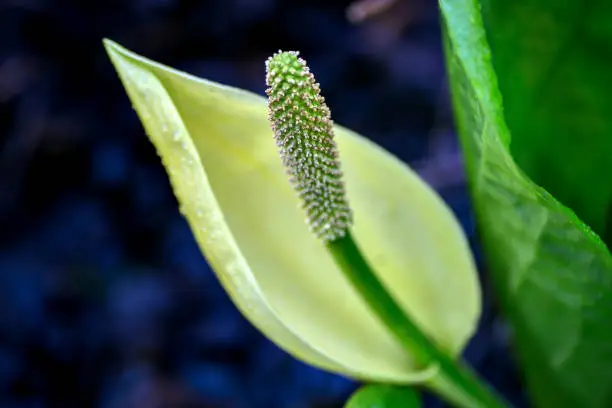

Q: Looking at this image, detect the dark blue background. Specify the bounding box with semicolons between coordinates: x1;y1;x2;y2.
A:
0;0;526;407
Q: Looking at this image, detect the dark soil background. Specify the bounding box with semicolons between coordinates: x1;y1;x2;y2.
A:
0;0;527;407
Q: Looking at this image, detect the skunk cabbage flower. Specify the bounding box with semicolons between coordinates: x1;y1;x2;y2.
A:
104;40;481;384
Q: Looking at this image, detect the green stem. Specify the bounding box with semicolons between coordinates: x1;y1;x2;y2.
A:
327;231;509;408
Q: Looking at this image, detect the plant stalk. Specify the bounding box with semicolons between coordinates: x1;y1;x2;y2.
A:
327;231;509;408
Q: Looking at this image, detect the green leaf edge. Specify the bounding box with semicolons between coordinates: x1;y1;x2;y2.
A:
438;0;612;406
439;1;612;281
439;0;608;252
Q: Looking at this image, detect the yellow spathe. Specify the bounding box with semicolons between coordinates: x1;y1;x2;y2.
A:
104;39;481;383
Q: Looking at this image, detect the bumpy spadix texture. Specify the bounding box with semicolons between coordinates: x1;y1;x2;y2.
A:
265;51;352;242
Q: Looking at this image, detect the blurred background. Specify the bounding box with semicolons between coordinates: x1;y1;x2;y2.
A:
0;0;527;407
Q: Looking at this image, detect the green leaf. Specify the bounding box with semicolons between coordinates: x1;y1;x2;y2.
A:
439;0;612;407
345;384;421;408
103;39;480;384
484;0;612;241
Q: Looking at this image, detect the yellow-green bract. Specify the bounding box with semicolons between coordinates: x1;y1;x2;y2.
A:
104;39;481;384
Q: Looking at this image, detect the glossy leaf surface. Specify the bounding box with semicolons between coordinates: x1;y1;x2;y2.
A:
440;0;612;406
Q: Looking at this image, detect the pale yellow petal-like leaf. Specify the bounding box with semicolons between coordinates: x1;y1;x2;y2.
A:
103;39;481;383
